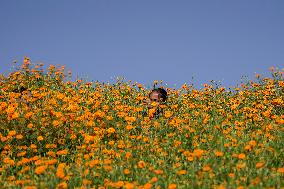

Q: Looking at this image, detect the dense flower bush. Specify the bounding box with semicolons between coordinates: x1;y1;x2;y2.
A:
0;57;283;188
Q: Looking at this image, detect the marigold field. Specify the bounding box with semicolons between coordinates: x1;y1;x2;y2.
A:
0;57;284;189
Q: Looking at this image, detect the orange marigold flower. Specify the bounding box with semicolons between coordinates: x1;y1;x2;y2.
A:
30;144;37;149
8;130;16;136
123;169;130;175
193;149;204;158
228;173;235;178
256;162;265;168
125;152;132;159
144;183;152;189
138;160;146;168
37;136;44;141
150;177;158;183
53;120;60;127
214;151;223;157
56;182;68;189
23;186;37;189
187;156;194;161
126;125;134;130
124;182;135;189
238;153;246;159
203;165;211;172
35;165;48;175
56;163;66;179
16;134;24;140
153;169;163;175
277;167;284;173
56;149;68;155
107;127;116;134
177;170;187;175
168;184;177;189
89;159;100;167
164;111;173;118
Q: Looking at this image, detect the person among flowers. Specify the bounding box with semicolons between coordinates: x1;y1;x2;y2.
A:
143;87;168;118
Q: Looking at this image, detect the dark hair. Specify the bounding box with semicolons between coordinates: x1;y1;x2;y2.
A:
149;88;168;102
12;86;27;94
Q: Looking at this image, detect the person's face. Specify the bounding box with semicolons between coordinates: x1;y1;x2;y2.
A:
150;92;161;103
146;91;163;108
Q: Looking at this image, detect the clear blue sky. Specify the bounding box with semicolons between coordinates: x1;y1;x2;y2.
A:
0;0;283;88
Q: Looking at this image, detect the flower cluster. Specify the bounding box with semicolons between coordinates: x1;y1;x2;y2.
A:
0;57;283;188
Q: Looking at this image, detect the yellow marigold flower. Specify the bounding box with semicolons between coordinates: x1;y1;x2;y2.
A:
35;165;48;175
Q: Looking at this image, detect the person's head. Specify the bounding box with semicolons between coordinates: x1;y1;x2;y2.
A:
149;88;167;104
12;86;27;93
